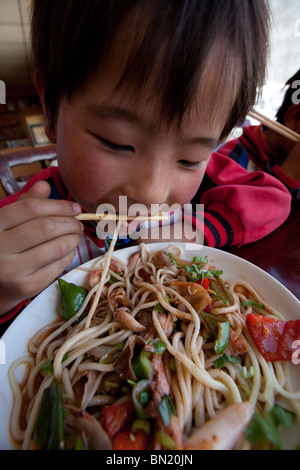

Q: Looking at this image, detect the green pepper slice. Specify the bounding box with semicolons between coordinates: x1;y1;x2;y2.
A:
58;279;87;321
148;339;167;356
209;277;234;305
201;312;230;355
201;311;219;338
132;349;153;380
214;321;230;355
33;381;65;450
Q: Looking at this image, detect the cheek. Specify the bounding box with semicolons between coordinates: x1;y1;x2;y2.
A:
55;118;116;208
173;167;207;206
56;144;111;209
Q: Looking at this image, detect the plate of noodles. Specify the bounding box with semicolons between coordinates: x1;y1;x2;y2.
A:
0;242;300;451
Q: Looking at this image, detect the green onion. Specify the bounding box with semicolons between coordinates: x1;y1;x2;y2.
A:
155;430;176;450
108;274;121;284
148;339;167;356
131;419;151;435
213;353;240;368
132;379;151;419
139;391;151;404
73;436;86;450
208;270;223;277
153;304;165;313
242;365;254;378
40;360;54;376
164;251;177;264
64;435;86;450
127;379;136;387
120;384;131;395
104;380;120;390
238;384;251;399
193;256;208;264
158;396;176;427
241;300;265;309
40;354;68;376
168;357;176;372
184;264;199;273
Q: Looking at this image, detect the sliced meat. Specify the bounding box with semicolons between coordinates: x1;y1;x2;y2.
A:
173;281;212;313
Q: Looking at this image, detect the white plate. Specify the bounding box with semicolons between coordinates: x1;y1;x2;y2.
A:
0;243;299;450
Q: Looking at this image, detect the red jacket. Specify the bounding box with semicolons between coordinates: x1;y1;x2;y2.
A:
186;125;293;246
220;125;300;192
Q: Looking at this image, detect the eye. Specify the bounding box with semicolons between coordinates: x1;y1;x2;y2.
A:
179;160;204;170
97;136;134;153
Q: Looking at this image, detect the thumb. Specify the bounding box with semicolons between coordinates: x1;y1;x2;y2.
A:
18;180;52;201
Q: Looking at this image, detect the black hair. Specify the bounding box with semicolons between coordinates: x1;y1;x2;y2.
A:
276;69;300;124
31;0;271;139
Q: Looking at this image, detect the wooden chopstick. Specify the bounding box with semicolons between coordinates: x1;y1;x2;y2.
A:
249;110;300;143
76;212;169;221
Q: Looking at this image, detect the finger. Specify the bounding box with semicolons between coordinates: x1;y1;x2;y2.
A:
2;215;83;254
7;249;78;304
0;196;82;232
28;250;78;298
16;233;81;275
18;180;52;200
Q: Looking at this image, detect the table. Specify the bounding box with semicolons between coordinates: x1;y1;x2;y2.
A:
1;197;299;337
224;196;300;301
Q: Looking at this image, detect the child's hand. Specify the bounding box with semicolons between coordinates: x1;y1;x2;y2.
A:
281;141;300;183
0;181;83;316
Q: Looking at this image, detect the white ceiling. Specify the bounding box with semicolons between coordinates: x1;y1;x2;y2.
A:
0;0;33;91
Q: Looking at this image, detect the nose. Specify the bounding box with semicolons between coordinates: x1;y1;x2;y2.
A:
122;160;171;209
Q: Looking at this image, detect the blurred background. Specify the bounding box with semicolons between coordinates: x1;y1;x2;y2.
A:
257;0;300;118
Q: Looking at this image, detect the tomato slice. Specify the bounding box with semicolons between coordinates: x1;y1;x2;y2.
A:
246;313;300;361
102;400;134;437
196;277;210;290
113;428;148;450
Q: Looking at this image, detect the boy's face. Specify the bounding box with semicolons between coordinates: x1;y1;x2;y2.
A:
48;46;230;215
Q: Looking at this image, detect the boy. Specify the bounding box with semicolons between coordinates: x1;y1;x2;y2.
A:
0;0;291;321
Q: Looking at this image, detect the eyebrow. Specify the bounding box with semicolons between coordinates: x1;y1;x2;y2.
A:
86;104;219;149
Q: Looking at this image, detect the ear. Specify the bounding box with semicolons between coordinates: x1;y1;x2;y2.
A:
33;69;57;143
284;104;300;133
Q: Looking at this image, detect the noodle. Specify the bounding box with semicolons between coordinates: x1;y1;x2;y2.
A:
7;241;300;450
85;220;122;329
